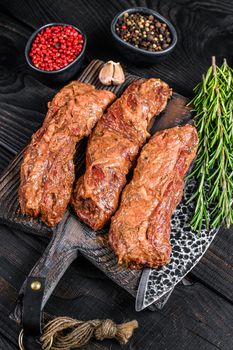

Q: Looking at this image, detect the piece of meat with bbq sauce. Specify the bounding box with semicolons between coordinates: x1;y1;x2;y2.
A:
71;78;171;230
19;81;116;226
109;125;198;269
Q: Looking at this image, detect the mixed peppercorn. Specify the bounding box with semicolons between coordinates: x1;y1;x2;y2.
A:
115;12;172;52
29;25;84;71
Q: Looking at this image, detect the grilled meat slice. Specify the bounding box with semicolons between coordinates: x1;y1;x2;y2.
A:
19;82;116;226
72;78;171;230
109;125;198;269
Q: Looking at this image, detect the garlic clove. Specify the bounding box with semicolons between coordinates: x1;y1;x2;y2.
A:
99;61;125;86
99;61;114;86
112;62;125;85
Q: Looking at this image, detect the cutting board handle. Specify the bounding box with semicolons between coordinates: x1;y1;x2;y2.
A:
11;212;79;334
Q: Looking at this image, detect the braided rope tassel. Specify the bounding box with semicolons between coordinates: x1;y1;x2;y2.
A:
41;316;138;349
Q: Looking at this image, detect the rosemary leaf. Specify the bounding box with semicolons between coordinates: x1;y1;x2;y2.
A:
188;56;233;231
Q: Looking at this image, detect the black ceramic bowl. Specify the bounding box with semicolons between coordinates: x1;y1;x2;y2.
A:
111;7;177;65
25;23;87;83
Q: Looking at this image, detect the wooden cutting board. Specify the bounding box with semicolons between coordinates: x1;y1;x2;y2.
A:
0;60;206;323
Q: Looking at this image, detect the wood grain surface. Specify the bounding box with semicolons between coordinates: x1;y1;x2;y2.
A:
0;0;232;349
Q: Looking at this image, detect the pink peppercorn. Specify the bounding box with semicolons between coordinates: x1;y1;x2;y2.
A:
29;25;84;71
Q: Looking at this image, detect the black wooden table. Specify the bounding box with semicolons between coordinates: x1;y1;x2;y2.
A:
0;1;233;349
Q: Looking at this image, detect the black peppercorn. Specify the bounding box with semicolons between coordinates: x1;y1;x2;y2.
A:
147;34;154;42
115;12;172;52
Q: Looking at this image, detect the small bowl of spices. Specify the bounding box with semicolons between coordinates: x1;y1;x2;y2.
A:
111;8;177;65
25;23;86;83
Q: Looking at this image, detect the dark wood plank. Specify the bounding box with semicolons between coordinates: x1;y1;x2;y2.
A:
0;224;232;350
191;227;233;303
2;0;233;95
0;334;18;350
0;1;233;349
0;146;15;174
0;1;232;303
48;278;233;350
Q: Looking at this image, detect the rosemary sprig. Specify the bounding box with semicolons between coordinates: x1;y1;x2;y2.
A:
188;56;233;231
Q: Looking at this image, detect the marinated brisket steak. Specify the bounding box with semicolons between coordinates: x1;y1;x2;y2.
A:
72;79;171;230
109;125;198;269
19;82;116;226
